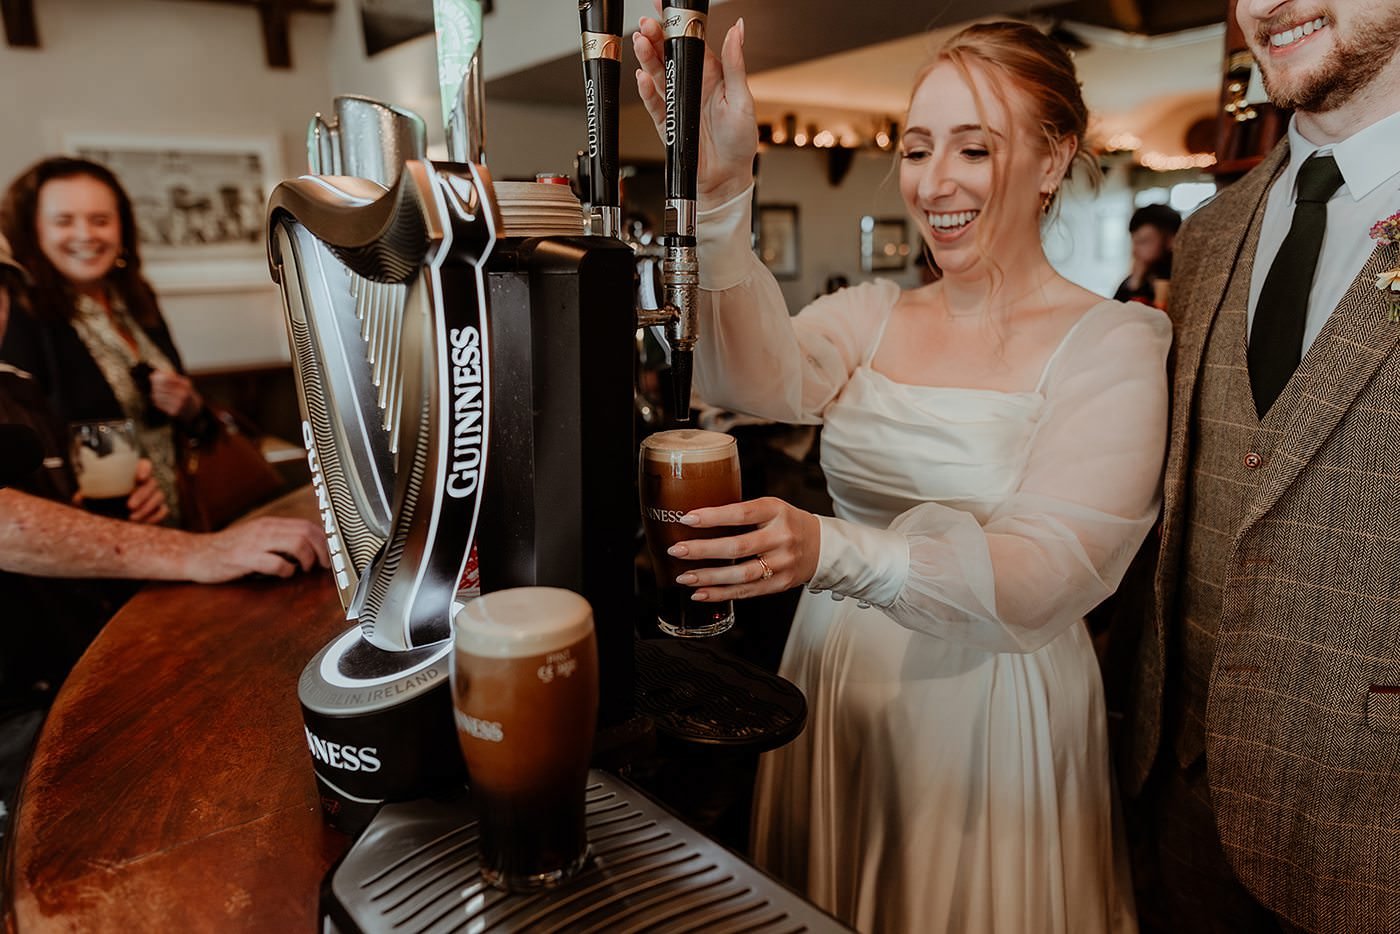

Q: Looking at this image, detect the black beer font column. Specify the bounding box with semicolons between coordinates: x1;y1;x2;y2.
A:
578;0;622;238
660;0;708;425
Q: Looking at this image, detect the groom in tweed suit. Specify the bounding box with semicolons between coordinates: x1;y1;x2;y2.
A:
1123;0;1400;931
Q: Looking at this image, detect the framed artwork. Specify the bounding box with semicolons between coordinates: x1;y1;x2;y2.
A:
64;133;283;290
758;204;800;279
861;216;910;272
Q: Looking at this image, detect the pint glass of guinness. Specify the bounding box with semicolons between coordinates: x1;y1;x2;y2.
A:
639;429;741;637
69;419;139;519
451;587;598;892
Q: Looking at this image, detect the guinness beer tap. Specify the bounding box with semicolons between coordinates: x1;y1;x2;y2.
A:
630;0;708;424
578;0;622;238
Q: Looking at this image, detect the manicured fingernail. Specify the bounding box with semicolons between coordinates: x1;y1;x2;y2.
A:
679;513;700;526
737;17;745;44
691;590;708;601
668;544;688;557
676;572;698;585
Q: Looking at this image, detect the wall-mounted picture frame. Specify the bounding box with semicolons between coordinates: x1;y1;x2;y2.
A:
861;216;910;272
64;133;283;291
758;203;800;280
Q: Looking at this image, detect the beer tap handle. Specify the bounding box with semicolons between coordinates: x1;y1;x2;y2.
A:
435;0;487;164
307;113;341;175
661;0;708;239
579;0;622;238
660;0;708;424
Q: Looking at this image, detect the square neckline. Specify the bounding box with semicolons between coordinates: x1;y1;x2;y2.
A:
860;293;1121;396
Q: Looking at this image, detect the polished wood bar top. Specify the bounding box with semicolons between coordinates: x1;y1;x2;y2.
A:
5;487;353;932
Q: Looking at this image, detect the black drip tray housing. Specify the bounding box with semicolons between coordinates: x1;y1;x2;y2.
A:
322;770;849;933
634;638;807;750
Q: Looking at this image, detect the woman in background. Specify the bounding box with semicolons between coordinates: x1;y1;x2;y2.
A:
0;157;205;522
635;18;1170;933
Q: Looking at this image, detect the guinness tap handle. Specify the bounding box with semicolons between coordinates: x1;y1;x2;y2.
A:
579;0;622;237
659;0;707;424
661;0;708;238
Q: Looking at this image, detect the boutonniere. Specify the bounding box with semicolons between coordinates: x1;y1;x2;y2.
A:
1369;210;1400;322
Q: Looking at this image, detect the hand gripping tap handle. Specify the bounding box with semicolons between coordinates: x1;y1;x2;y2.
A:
578;0;622;237
661;0;708;423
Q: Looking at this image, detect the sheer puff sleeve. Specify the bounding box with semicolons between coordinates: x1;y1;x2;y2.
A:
811;302;1171;653
693;186;899;424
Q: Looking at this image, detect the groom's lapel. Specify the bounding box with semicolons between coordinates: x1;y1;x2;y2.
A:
1240;237;1400;535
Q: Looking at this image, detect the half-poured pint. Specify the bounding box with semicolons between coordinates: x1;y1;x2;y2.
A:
69;419;139;519
451;587;598;892
639;429;741;637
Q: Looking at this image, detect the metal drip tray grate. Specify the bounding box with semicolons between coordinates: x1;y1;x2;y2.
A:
323;771;849;933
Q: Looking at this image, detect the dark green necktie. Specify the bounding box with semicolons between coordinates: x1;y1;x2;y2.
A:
1248;152;1345;417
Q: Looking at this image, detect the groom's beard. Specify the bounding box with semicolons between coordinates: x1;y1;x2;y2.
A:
1253;6;1400;113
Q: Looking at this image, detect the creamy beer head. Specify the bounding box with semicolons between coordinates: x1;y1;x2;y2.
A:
452;586;594;659
640;428;736;464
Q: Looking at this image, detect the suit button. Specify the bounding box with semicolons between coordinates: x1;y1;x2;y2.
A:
1243;451;1264;470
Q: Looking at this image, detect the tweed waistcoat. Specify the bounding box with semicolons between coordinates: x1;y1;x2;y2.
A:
1173;207;1288;766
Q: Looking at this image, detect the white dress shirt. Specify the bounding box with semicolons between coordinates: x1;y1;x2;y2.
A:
1247;109;1400;353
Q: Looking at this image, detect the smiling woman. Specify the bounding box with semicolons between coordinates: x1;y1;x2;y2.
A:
0;157;213;526
632;16;1170;934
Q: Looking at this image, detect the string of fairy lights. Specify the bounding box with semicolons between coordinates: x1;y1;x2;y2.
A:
759;114;1217;173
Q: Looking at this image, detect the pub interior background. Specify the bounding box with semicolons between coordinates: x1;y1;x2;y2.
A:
0;0;1274;849
0;0;1245;381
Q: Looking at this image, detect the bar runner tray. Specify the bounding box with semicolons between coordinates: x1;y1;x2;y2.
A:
321;770;850;933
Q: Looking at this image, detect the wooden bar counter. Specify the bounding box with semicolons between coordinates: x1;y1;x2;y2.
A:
3;488;353;931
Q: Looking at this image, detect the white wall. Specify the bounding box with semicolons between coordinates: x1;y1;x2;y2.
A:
0;0;333;370
0;0;599;370
0;0;1139;371
750;147;921;309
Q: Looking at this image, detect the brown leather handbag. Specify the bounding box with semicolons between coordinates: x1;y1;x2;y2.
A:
176;406;284;532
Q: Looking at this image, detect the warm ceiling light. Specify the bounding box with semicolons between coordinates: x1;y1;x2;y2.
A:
814;130;836;148
1105;132;1142;151
793;131;808;147
1139;151;1217;171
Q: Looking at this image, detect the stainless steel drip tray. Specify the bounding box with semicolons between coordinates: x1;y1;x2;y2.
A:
321;770;851;933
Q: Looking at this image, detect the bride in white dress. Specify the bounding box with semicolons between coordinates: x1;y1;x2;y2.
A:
633;19;1170;934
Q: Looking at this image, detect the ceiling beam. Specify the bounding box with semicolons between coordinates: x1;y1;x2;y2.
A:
158;0;334;68
1;0;39;48
159;0;334;11
259;1;292;69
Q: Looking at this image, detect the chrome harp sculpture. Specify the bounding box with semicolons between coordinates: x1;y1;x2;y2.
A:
269;88;497;833
268;101;497;654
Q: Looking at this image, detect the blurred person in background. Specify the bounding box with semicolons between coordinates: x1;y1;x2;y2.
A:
0;157;211;524
1114;203;1181;308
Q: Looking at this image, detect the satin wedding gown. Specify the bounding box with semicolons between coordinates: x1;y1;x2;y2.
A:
692;191;1170;934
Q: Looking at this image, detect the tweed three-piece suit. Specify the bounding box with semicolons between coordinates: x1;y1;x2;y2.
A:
1124;140;1400;933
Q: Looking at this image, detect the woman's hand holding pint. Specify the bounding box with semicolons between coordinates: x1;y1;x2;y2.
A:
668;497;820;601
